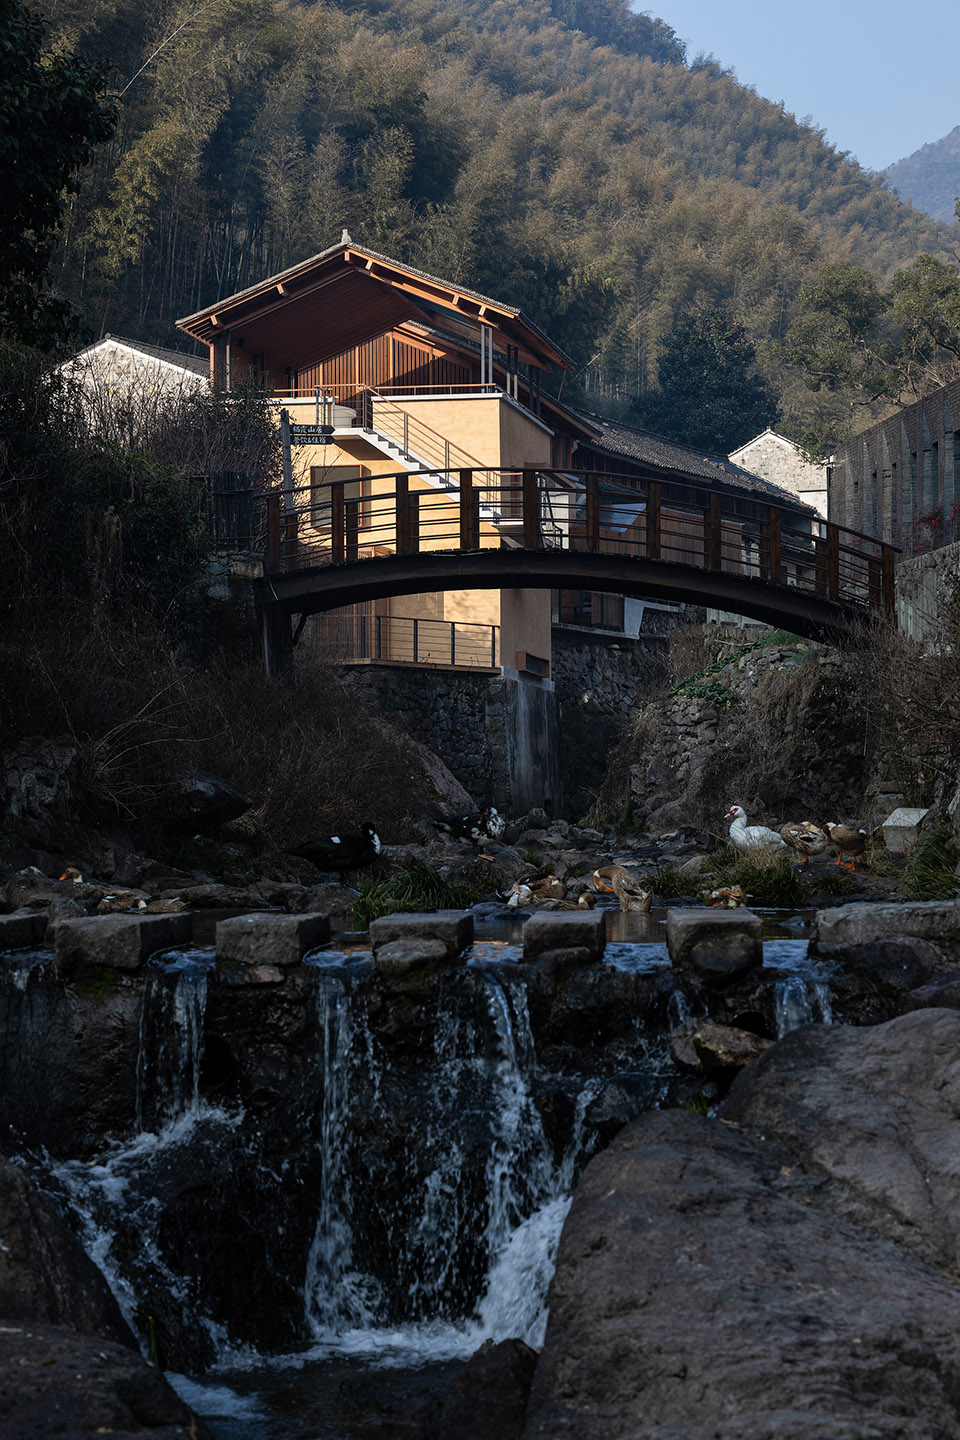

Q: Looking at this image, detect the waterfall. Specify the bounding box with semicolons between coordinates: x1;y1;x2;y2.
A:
301;970;597;1356
774;974;833;1036
135;962;209;1133
304;975;382;1334
481;979;554;1263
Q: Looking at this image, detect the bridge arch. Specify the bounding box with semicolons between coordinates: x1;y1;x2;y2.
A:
237;468;896;670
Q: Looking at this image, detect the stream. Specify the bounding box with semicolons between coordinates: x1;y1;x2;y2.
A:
2;902;836;1438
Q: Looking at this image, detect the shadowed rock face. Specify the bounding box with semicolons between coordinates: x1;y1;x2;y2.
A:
720;1007;960;1270
526;1010;960;1440
0;1155;207;1439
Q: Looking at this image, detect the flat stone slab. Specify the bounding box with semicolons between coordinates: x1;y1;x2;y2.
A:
882;806;929;852
369;911;473;961
0;911;48;949
666;907;762;982
522;910;605;961
811;898;960;951
375;937;449;977
215;912;331;967
54;913;192;971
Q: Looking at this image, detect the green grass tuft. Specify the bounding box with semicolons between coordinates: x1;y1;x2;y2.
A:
352;862;488;926
650;864;697;898
708;844;807;907
903;826;960;901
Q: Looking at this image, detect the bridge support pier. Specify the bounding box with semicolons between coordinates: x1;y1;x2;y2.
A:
259;600;293;676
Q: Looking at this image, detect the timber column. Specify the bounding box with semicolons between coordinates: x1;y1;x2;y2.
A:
258;595;293;676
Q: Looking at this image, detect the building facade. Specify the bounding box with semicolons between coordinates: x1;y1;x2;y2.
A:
830;379;960;553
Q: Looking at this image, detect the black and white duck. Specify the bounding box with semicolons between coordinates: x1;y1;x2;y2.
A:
434;807;506;847
285;822;381;885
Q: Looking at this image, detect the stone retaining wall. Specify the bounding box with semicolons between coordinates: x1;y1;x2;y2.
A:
896;540;960;646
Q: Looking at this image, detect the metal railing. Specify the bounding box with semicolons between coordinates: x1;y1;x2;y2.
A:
309;613;499;669
244;467;898;619
553;590;626;631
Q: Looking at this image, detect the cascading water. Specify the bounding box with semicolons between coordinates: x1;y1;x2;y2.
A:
135;955;209;1133
300;967;594;1358
774;974;833;1035
1;907;844;1436
304;975;382;1334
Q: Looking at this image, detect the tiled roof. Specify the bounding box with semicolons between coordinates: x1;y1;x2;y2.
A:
575;412;815;513
75;335;208;377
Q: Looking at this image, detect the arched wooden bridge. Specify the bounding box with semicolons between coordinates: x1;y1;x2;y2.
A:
225;468;897;668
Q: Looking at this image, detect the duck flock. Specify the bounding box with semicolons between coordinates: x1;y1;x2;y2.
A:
281;800;870;918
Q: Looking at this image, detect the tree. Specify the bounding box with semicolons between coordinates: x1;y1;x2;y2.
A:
785;254;960;455
631;306;780;455
783;261;892;402
0;0;116;349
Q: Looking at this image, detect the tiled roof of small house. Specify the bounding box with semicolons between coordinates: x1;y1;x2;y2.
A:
74;335;208;377
575;412;816;514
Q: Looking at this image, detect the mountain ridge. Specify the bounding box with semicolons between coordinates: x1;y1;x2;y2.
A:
886;124;960;224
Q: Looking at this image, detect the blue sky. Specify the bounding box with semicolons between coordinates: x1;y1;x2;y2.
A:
648;0;959;171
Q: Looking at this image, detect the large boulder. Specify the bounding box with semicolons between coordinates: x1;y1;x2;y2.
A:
526;1108;960;1439
1;740;77;846
527;1010;960;1439
157;766;253;835
0;1154;129;1342
720;1008;960;1270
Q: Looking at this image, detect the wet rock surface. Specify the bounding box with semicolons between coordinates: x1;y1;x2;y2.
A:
721;1008;960;1269
528;1106;960;1439
666;906;763;982
0;1323;208;1439
0;1155;206;1438
429;1337;538;1440
527;1009;960;1439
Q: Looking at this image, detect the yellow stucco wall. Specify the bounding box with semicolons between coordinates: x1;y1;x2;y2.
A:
499;399;552;467
500;588;552;672
276;397;552;670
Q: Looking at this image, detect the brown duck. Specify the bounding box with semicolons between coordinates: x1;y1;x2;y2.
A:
780;821;829;866
823;822;868;872
592;865;653;913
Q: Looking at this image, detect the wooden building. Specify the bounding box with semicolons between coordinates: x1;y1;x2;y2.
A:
177;238;816;673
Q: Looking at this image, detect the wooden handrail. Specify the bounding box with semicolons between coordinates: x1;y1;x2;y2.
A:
260;468;899;627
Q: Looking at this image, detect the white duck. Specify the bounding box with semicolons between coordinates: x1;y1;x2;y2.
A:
723;805;788;853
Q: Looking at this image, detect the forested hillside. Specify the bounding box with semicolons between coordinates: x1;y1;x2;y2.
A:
886;126;960;225
38;0;956;441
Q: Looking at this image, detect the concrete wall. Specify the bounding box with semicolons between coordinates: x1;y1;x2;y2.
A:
550;629;668;817
339;665;558;816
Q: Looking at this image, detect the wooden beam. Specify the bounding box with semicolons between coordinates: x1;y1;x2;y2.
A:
460;470;478;551
395;473;410;555
765;507;781;584
706;491;723;571
523;470;542;549
646;482;661;560
882;545;896;618
266;492;282;573
585;475;600;551
330;481;345;564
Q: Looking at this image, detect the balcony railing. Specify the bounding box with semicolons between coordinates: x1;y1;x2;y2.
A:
309;613;499;670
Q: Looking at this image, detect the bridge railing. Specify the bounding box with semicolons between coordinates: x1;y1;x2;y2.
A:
260;468;897;617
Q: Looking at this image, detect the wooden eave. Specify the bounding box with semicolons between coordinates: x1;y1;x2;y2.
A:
176;242;571;373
